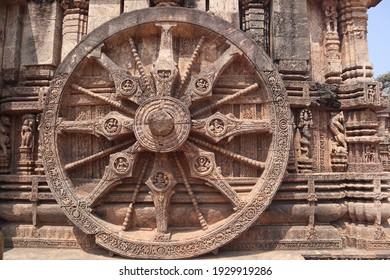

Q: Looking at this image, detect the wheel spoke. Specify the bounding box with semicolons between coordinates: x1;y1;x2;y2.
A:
121;157;150;231
188;136;265;170
174;153;208;231
84;141;142;207
180;44;243;105
191;83;259;118
129;37;155;96
92;50;146;104
191;111;271;143
151;23;179;97
145;154;177;234
184;143;244;210
57;111;134;141
71;84;136;117
64;140;134;171
178;35;206;95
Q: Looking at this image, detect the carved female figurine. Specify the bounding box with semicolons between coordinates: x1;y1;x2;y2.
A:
329;111;348;154
0;117;10;156
21;119;33;148
325;4;338;33
298;109;313;158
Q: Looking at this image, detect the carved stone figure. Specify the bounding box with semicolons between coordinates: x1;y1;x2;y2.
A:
20;119;33;148
329;111;348;154
324;2;338;33
0;116;10;156
298;109;313;159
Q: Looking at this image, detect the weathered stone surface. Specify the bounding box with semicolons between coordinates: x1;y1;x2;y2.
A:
2;4;23;83
272;0;310;61
20;1;62;66
209;0;240;27
87;0;121;33
124;0;149;12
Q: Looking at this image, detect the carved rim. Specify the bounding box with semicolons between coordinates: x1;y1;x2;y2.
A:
42;7;291;259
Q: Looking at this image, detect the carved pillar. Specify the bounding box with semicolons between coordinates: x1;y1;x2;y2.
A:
322;0;342;84
34;114;44;175
61;0;89;60
0;116;11;174
306;179;318;240
338;0;373;83
18;114;35;175
240;0;270;53
345;110;383;172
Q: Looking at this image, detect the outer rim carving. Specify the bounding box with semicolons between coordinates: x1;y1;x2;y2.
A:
42;7;291;259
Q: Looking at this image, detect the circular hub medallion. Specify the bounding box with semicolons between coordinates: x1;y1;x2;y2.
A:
134;97;191;152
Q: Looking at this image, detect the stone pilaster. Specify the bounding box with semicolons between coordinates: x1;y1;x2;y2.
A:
2;4;23;84
20;0;62;86
345;109;383;172
61;0;89;60
338;0;373;83
240;0;270;52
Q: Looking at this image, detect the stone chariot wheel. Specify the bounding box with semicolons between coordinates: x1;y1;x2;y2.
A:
42;7;291;259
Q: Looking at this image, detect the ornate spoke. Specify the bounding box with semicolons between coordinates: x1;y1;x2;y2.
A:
122;157;150;231
191;83;259;118
179;35;206;95
184;143;244;210
71;84;136;117
129;37;155;96
145;154;177;235
152;23;179;97
188;136;265;170
94;51;145;104
64;140;134;171
191;112;271;143
180;44;243;105
57;112;134;141
85;142;142;207
174;153;208;231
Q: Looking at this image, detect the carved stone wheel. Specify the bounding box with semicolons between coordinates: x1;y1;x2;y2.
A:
42;7;291;259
